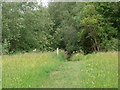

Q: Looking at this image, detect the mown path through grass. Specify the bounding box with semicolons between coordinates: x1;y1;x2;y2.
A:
41;61;83;88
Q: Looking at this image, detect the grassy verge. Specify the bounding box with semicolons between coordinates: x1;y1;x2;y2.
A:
2;51;65;88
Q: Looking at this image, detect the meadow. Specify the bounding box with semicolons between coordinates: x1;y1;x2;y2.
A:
2;51;65;88
2;51;118;88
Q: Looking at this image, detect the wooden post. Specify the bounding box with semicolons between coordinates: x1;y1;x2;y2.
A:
57;48;59;55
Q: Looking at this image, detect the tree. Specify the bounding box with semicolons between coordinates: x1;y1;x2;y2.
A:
2;2;119;54
2;2;54;53
79;4;118;53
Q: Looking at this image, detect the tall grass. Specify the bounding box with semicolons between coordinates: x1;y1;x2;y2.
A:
2;51;65;88
2;51;118;88
70;52;118;88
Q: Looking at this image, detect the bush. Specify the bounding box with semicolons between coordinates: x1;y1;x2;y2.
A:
70;53;85;61
100;38;118;51
2;39;9;54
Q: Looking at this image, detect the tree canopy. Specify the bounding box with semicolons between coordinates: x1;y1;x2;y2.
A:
2;2;119;54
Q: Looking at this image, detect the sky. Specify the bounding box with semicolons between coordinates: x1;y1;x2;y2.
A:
37;0;119;7
37;0;50;7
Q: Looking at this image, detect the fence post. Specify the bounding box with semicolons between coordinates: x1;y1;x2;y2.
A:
57;48;59;55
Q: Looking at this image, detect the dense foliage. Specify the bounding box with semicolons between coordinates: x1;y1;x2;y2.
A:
2;2;119;54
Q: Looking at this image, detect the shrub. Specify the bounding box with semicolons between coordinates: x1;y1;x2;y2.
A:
2;39;9;54
70;53;85;61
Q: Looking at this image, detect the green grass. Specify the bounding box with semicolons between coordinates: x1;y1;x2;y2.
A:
2;51;118;88
41;52;118;88
2;51;65;88
0;56;2;90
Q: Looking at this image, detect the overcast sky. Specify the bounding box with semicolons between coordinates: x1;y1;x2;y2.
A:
37;0;50;7
37;0;119;7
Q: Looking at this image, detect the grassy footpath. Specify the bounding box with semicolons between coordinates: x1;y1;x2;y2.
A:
2;51;65;88
41;52;118;88
3;52;118;88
